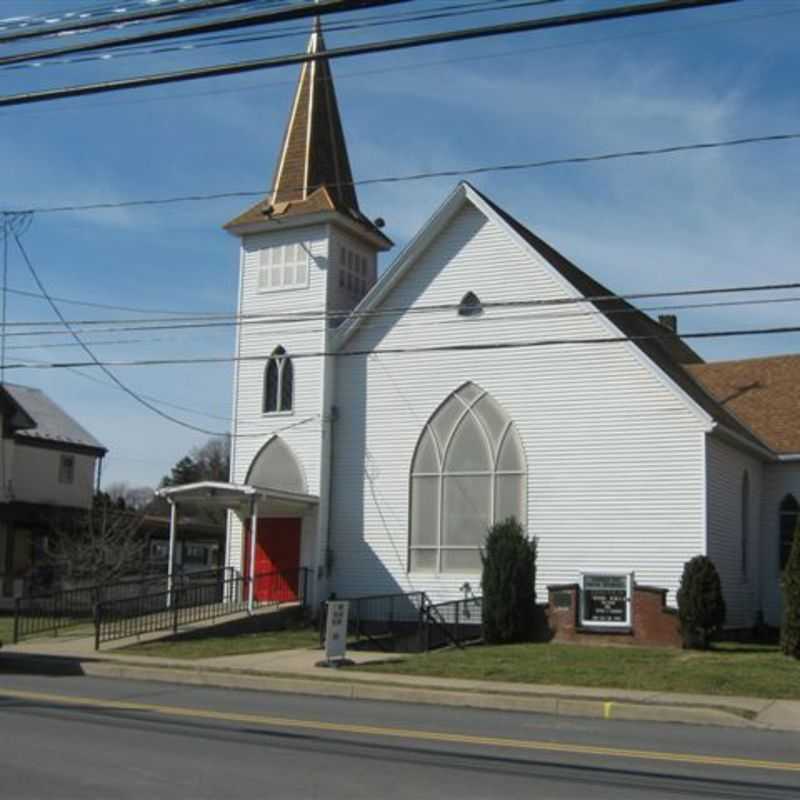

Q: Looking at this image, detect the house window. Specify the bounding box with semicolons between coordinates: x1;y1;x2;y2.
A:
741;471;750;580
59;454;75;484
409;382;526;574
458;291;483;317
263;346;293;413
780;494;799;571
258;243;309;292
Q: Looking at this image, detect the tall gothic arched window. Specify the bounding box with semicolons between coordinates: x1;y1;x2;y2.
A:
780;494;799;571
263;346;293;413
741;471;750;579
409;383;526;573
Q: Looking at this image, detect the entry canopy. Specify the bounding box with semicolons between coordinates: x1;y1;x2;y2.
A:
156;481;319;517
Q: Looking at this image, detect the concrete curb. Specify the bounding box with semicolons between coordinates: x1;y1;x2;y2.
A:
80;660;756;730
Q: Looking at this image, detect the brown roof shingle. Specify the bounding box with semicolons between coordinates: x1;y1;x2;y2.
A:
686;355;800;455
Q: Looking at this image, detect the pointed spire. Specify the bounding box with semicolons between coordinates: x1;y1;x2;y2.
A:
225;19;391;250
269;18;359;211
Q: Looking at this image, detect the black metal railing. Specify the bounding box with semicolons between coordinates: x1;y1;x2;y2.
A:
95;566;309;649
12;571;178;643
421;596;483;651
319;591;482;653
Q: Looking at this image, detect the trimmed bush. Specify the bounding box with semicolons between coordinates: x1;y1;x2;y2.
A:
480;517;536;644
780;518;800;658
677;555;726;649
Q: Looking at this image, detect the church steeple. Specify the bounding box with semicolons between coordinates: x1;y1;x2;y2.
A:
270;17;358;211
225;18;390;249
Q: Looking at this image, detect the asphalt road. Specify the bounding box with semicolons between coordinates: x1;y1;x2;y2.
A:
0;672;798;799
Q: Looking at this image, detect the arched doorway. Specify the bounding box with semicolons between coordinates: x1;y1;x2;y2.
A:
243;437;307;601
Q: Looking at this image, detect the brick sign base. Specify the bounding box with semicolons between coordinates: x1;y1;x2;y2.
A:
546;583;681;648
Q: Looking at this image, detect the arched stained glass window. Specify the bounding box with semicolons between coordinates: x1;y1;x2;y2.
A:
409;383;526;573
780;494;799;572
263;346;293;413
247;436;305;494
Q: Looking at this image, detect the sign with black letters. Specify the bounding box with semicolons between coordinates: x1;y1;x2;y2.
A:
580;573;632;627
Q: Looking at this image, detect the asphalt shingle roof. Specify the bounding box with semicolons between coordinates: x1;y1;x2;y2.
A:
3;383;106;453
686;355;800;455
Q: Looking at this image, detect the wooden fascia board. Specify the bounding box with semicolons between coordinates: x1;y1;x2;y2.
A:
13;435;106;457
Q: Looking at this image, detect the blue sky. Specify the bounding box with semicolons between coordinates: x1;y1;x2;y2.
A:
0;0;798;489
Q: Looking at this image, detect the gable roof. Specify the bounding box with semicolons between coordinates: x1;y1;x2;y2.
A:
3;383;106;455
335;181;769;454
686;355;800;455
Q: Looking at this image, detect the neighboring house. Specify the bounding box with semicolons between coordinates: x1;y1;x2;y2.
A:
160;21;799;633
0;383;106;605
142;511;225;575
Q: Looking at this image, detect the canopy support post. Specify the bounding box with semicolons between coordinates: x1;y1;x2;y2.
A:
248;497;258;613
166;499;177;609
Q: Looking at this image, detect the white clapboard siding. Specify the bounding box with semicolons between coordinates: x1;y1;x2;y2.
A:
760;461;800;626
705;435;764;628
329;200;710;605
227;225;330;571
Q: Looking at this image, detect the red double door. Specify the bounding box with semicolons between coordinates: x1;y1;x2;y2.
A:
243;517;302;602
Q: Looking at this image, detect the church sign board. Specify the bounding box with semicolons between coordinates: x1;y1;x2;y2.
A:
579;572;633;628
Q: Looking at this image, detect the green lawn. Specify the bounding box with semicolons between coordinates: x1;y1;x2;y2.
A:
358;641;800;700
120;624;320;660
0;615;14;645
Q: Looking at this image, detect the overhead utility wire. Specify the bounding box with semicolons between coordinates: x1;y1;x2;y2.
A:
10;229;297;438
6;324;800;373
0;0;288;44
0;0;413;66
1;0;557;73
6;4;792;117
19;353;233;422
10;295;800;347
2;280;799;331
7;129;796;216
0;0;741;107
2;284;224;316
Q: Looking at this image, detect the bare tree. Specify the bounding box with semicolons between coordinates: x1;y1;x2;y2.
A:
106;481;155;510
43;500;148;587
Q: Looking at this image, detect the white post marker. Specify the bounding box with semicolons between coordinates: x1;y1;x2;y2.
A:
320;600;352;667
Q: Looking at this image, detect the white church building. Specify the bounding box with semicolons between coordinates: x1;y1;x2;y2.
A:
164;21;799;632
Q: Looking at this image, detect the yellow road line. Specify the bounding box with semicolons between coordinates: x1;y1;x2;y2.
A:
1;687;797;774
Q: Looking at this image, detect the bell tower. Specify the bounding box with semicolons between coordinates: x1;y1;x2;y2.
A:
224;18;391;603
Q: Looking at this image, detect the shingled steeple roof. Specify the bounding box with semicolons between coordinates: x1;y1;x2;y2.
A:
271;17;357;209
225;19;390;246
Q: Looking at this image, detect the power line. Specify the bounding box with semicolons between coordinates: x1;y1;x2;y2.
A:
3;283;230;316
1;278;799;332
7;129;798;217
0;0;740;107
4;292;800;344
4;4;792;118
9;228;299;438
5;323;799;372
1;0;556;74
19;353;233;422
0;0;290;44
3;277;800;332
0;0;413;67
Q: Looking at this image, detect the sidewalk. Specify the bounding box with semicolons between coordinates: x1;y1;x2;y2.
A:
4;635;799;732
